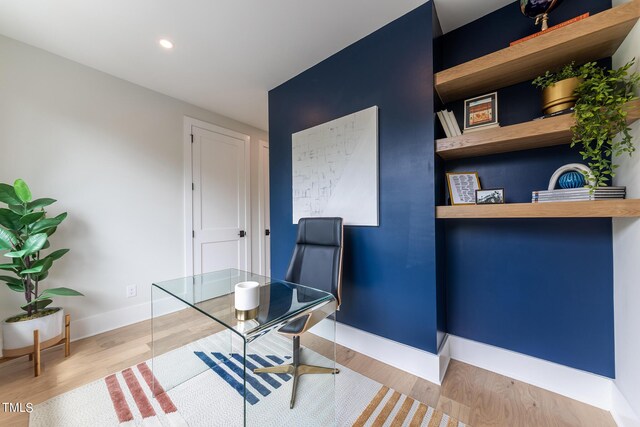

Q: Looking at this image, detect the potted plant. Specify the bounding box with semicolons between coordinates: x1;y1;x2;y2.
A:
0;179;83;356
532;62;582;115
534;60;640;189
572;60;640;189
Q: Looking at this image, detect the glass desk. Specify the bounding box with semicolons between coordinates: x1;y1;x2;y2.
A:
151;269;337;426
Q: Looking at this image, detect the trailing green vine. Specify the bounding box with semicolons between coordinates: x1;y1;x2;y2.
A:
572;60;640;189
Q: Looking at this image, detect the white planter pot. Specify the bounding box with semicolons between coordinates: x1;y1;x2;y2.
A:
2;308;64;356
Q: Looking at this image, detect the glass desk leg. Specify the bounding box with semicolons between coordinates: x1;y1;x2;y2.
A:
150;285;246;425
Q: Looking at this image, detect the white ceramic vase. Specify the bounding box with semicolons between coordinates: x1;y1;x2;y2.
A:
2;308;64;355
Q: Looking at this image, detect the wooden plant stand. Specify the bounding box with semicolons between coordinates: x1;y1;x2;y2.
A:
0;314;71;377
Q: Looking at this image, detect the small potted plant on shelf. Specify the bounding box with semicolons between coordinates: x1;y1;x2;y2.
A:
533;60;640;189
0;179;83;356
532;62;582;115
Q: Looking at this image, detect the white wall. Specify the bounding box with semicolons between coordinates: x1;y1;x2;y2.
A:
612;1;640;424
0;35;268;347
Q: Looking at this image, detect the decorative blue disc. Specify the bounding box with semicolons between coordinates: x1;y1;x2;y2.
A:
558;171;586;189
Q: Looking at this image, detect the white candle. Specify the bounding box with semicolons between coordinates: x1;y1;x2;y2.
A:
234;281;260;311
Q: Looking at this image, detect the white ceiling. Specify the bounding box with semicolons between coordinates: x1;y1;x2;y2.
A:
0;0;514;131
435;0;514;34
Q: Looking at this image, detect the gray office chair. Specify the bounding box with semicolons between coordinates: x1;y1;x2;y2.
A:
254;217;344;408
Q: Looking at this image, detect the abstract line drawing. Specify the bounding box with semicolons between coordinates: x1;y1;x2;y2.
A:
292;106;379;226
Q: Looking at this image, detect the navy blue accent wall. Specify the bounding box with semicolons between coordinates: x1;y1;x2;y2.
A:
442;0;615;377
269;3;441;352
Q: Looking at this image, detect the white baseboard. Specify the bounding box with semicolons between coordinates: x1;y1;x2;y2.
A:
307;320;617;411
611;383;640;427
447;334;613;410
309;320;449;385
72;297;186;342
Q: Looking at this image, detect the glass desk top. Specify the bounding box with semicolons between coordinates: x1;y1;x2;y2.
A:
150;269;338;425
152;268;336;340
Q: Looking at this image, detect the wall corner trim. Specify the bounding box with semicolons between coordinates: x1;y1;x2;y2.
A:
310;320;448;385
448;335;613;410
611;383;640;427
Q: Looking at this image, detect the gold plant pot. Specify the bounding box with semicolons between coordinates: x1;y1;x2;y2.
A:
541;77;582;115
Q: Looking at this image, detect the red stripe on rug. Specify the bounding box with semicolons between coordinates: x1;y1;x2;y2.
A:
137;362;177;414
105;374;134;423
122;367;156;418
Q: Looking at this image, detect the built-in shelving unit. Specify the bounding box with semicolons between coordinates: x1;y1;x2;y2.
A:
436;99;640;160
434;0;640;103
435;2;640;219
436;199;640;219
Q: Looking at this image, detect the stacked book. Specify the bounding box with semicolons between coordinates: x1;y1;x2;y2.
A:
532;187;626;203
437;110;462;137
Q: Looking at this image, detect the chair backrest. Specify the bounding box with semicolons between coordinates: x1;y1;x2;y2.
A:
285;217;343;307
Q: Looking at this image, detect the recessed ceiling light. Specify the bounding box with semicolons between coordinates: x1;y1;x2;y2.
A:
159;39;174;49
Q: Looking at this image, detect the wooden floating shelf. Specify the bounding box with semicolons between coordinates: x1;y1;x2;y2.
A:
437;199;640;219
436;100;640;160
434;0;640;103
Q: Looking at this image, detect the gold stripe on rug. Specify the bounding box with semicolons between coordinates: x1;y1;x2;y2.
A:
353;386;390;427
353;386;464;427
354;386;466;427
371;390;401;426
409;403;428;426
390;395;415;426
427;408;443;427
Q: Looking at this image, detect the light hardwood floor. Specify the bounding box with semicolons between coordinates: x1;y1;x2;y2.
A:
0;312;616;427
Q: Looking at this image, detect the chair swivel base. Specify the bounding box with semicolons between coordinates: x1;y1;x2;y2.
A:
254;336;339;408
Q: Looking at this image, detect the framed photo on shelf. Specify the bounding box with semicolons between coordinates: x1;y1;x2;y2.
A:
446;172;481;205
476;188;505;204
464;92;498;132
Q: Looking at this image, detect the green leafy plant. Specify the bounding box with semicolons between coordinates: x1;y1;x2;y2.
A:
0;179;83;319
533;60;640;189
572;60;640;188
532;62;581;89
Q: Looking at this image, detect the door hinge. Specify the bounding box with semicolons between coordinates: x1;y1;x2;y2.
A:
190;134;194;143
265;229;270;236
238;230;246;238
192;183;195;191
192;230;195;238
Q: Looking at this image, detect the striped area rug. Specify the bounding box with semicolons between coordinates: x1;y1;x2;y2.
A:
30;331;465;427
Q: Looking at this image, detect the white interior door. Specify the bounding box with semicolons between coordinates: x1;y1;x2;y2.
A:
191;124;250;274
258;141;271;276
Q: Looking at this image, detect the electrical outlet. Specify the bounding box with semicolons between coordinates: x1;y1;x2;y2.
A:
126;285;137;298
